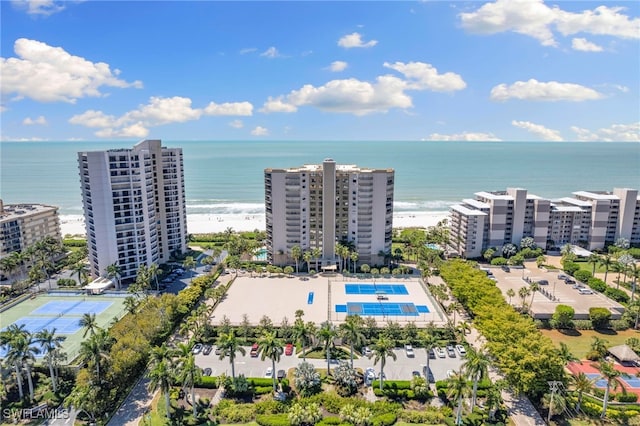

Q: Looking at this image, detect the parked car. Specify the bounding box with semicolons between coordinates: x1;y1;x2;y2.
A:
250;343;259;357
277;370;286;380
578;288;594;295
202;344;213;355
365;367;376;383
446;369;456;378
285;343;294;356
558;273;568;280
501;265;511;272
405;344;415;357
215;346;222;355
203;265;212;272
436;347;446;358
446;345;456;358
377;371;386;380
362;346;372;358
565;278;576;284
192;343;203;354
428;349;436;359
203;367;212;376
412;370;421;378
455;345;466;357
265;367;274;378
538;279;549;285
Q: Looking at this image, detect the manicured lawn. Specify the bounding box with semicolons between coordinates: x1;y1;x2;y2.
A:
541;329;640;359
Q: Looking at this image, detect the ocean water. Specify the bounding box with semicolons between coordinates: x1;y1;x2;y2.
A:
1;141;638;216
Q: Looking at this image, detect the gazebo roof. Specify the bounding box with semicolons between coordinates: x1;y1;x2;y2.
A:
608;344;640;362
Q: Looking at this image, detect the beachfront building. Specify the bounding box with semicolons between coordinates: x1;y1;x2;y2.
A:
449;187;640;257
265;158;394;268
0;199;62;257
78;139;188;280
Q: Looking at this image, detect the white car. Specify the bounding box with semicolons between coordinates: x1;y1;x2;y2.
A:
446;369;456;378
455;345;466;356
436;347;446;358
405;344;415;357
365;367;376;382
265;367;273;378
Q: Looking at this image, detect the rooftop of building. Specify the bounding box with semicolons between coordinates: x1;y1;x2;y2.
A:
462;198;490;209
265;163;394;173
474;191;513;200
451;204;488;216
0;201;59;222
555;197;594;208
572;190;620;200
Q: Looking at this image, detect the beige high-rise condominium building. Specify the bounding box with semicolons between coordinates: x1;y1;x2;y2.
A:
265;159;394;268
0;200;61;257
450;187;639;258
78;140;188;280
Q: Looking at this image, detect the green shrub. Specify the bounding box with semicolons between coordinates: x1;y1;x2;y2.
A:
218;402;256;423
254;399;288;415
552;305;575;329
256;413;290;426
563;260;580;276
587;278;607;293
371;380;412;390
490;257;507;266
250;377;277;387
316;417;342;425
400;409;445;424
616;393;639;403
573;320;594;330
254;386;273;395
605;287;630;303
574;270;593;283
590;307;612;329
371;412;397;426
611;320;630;331
196;376;218;388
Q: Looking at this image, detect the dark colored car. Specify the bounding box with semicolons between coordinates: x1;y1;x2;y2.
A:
565;278;576;284
203;367;212;376
501;265;510;272
277;370;286;380
202;345;213;355
428;349;436;359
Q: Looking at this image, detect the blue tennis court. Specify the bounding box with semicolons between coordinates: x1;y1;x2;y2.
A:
586;372;640;389
345;284;409;295
335;302;427;316
307;292;314;305
7;316;83;335
31;300;112;316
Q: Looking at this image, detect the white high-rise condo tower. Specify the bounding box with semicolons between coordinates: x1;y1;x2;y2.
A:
265;159;394;269
78;140;188;280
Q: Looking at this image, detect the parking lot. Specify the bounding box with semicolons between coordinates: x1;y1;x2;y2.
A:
488;262;625;320
193;345;465;383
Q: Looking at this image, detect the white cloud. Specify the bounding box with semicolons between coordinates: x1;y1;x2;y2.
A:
262;61;465;116
459;0;639;47
22;115;47;126
1;38;142;103
329;61;348;72
239;48;257;55
11;0;65;16
338;32;378;48
423;132;502;141
69;96;254;138
571;122;640;142
260;47;281;58
512;120;563;141
571;38;603;52
251;126;269;136
260;97;298;113
383;61;466;92
229;120;244;129
490;79;603;102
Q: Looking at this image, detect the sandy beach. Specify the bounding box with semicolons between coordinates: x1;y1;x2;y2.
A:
60;211;450;238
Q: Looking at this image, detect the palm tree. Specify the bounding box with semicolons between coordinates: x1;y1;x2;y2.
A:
462;346;491;410
1;324;30;400
372;336;396;391
518;286;531;311
557;342;579;365
447;372;469;425
350;251;359;273
292;319;316;362
588;254;601;275
570;372;595;412
257;331;283;393
318;322;337;374
599;255;614;285
148;263;160;291
177;352;201;417
594;360;624;418
79;313;99;338
123;296;138;315
183;256;196;281
419;330;438;381
79;329;112;383
72;262;88;286
217;330;246;379
106;262;122;290
361;264;371;275
590;336;609;360
339;315;366;368
35;328;66;393
291;245;302;274
0;255;19;283
529;282;540;308
148;358;173;419
14;334;40;401
506;288;515;305
303;251;312;273
312;247;322;272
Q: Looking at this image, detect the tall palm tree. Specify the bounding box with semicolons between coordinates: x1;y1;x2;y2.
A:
599;255;613;285
419;330;439;381
372;336;396;391
594;360;624;418
588;254;601;275
447;372;469;425
570;372;595;412
72;262;88;286
312;247;322;272
217;330;246;379
529;282;540;308
35;328;66;393
0;255;18;282
303;251;312;273
557;342;579;365
339;315;366;368
318;322;337;374
462;346;491;410
292;319;316;362
350;251;359;273
8;331;40;401
147;358;173;419
106;262;122;290
79;313;99;338
79;329;112;383
2;324;30;400
506;288;516;305
183;256;196;281
257;331;283;393
177;352;201;417
291;245;302;274
148;263;160;291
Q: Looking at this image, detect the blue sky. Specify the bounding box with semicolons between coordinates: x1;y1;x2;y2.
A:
1;0;639;141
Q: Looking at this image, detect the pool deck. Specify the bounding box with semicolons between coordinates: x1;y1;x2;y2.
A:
212;273;447;326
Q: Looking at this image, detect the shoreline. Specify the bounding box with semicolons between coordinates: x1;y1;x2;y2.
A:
60;211;450;238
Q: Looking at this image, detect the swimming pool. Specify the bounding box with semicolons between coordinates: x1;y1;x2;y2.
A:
254;248;268;261
345;284;408;295
335;302;429;316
